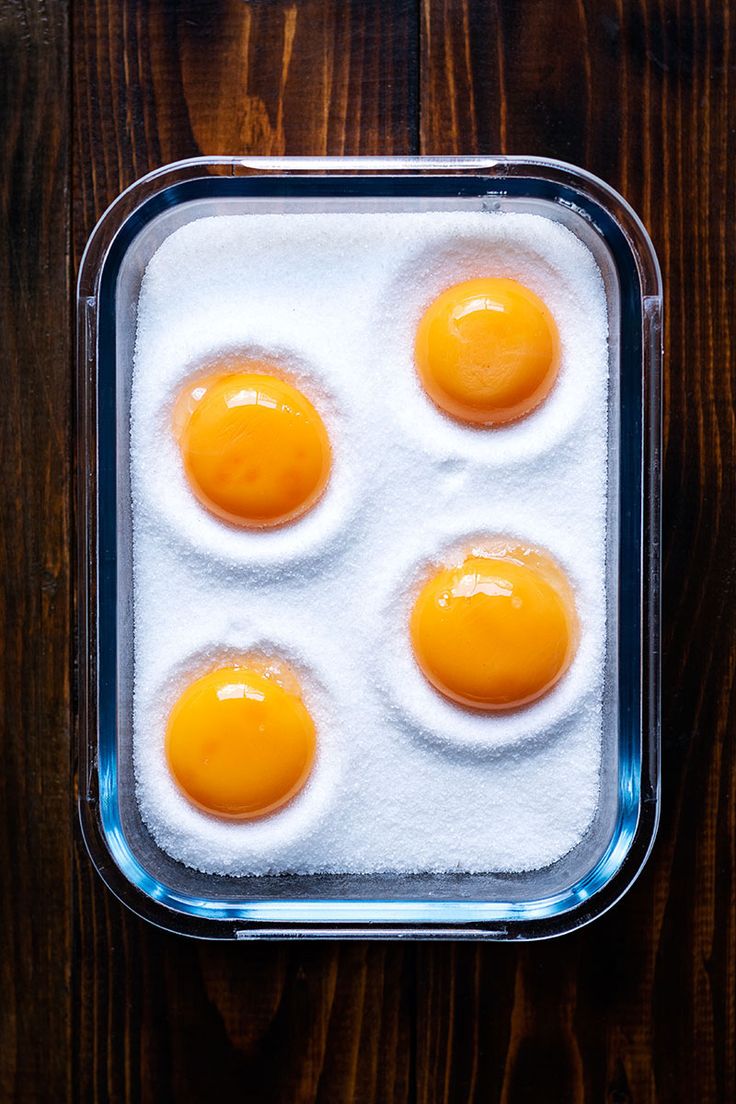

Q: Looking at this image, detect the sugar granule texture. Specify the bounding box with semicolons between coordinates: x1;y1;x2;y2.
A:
131;210;609;875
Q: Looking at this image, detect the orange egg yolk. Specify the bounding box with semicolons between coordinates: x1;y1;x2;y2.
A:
165;664;316;819
174;369;332;527
410;546;578;710
414;277;560;426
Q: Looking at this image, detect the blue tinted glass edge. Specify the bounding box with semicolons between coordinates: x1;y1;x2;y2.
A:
90;174;654;938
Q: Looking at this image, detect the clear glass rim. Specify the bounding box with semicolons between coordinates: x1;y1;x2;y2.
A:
78;155;662;300
75;155;661;940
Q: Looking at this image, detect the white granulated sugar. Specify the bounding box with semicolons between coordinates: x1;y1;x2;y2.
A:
132;210;609;875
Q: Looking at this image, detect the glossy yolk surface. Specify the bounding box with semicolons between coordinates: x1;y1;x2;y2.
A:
165;664;316;818
414;277;560;426
175;370;332;527
410;546;578;710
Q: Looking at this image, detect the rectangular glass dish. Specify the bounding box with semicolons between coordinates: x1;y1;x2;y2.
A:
76;156;661;940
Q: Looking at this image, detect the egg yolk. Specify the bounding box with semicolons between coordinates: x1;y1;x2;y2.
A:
165;664;316;819
174;369;332;527
410;546;578;710
414;277;560;426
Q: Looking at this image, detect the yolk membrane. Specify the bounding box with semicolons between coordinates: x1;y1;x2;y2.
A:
165;663;317;818
410;544;578;710
414;277;560;426
174;368;332;527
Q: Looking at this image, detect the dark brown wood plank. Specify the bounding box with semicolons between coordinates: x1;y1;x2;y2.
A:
421;1;736;1102
73;0;419;251
58;0;736;1101
71;3;419;1102
0;1;72;1101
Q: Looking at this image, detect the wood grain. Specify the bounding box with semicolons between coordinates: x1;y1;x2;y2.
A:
72;0;419;253
71;2;419;1103
421;2;736;1103
0;1;72;1102
1;0;734;1099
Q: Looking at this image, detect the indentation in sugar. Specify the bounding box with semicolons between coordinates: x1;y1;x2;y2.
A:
376;220;606;463
375;517;605;754
134;634;342;875
131;341;362;568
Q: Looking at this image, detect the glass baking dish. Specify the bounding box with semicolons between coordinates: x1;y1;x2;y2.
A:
75;156;661;940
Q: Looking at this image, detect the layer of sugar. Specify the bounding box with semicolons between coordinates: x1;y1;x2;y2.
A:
132;210;609;875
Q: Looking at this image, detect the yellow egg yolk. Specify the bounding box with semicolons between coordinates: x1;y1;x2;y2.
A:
414;277;560;426
410;546;578;710
174;369;332;527
165;664;316;819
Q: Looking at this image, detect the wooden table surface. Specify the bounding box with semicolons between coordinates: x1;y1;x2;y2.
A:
1;1;734;1100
